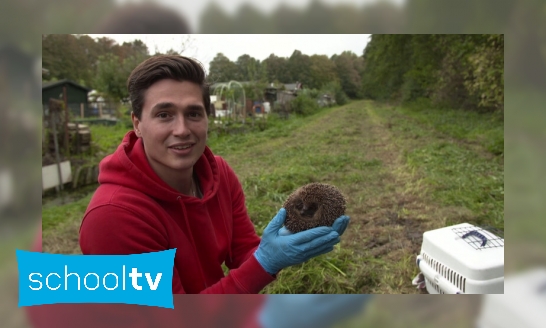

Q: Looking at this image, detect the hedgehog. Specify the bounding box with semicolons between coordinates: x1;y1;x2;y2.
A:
283;183;347;233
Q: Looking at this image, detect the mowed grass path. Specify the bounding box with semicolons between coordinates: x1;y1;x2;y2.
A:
43;99;503;294
209;100;503;294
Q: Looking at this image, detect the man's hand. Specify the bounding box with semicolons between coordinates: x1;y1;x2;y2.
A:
254;208;341;275
279;215;350;236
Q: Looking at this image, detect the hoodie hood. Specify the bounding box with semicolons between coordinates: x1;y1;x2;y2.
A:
98;131;220;203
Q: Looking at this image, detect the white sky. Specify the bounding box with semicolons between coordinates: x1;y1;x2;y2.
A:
87;34;372;74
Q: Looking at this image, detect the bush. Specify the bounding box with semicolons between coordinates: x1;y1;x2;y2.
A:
291;93;319;116
320;81;349;106
300;88;320;99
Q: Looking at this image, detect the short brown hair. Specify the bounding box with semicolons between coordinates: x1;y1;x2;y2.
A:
127;55;210;119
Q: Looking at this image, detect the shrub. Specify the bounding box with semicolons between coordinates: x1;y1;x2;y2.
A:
290;93;319;116
320;81;349;106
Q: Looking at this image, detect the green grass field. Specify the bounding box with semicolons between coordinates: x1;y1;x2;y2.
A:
42;99;504;294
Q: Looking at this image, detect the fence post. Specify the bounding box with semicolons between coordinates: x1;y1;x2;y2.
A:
80;103;84;119
99;102;103;118
49;99;64;192
75;121;80;154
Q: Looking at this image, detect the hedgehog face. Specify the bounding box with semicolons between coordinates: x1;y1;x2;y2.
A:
295;199;319;218
283;183;346;233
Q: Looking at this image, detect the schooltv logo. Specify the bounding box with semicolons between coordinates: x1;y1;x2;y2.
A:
16;249;176;309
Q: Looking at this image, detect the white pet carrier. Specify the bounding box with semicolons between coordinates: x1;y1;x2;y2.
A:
416;223;504;294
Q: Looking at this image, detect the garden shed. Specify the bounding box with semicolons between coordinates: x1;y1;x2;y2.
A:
42;79;92;117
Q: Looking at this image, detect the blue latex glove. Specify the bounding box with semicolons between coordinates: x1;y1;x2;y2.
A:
254;208;340;275
259;294;373;328
279;215;350;236
332;215;350;236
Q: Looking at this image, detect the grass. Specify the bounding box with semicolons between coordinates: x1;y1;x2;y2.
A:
87;123;129;162
374;101;504;229
42;99;504;294
42;193;93;231
402;98;504;155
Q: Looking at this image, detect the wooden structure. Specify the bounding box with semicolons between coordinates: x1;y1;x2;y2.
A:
44;99;91;158
42;79;92;117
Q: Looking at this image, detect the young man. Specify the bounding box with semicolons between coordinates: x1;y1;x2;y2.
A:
79;55;350;294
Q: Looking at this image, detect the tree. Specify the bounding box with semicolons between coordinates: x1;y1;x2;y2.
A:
73;34;104;86
464;34;504;110
263;54;290;83
113;39;149;60
361;34;412;100
308;55;338;90
235;54;260;81
94;52;148;102
208;53;238;82
42;34;89;85
287;50;312;85
332;51;363;98
360;34;504;111
247;60;269;101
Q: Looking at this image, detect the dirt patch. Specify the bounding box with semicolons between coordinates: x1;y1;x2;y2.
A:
348;194;428;259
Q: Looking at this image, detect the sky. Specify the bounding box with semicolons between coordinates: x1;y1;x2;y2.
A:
88;34;371;73
114;0;404;32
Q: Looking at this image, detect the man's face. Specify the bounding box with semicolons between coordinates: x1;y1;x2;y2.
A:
132;79;208;180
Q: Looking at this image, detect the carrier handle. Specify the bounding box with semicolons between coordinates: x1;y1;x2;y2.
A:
462;230;487;247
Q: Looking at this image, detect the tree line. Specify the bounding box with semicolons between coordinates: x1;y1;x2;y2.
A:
202;34;504;112
41;34;365;103
361;34;504;111
208;50;363;99
43;34;503;113
42;34;150;101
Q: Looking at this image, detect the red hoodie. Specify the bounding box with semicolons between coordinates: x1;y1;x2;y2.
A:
79;131;275;294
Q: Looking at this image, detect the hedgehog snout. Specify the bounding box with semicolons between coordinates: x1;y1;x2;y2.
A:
300;202;318;218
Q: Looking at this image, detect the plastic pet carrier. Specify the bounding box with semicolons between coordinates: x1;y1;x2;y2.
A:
415;223;504;294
